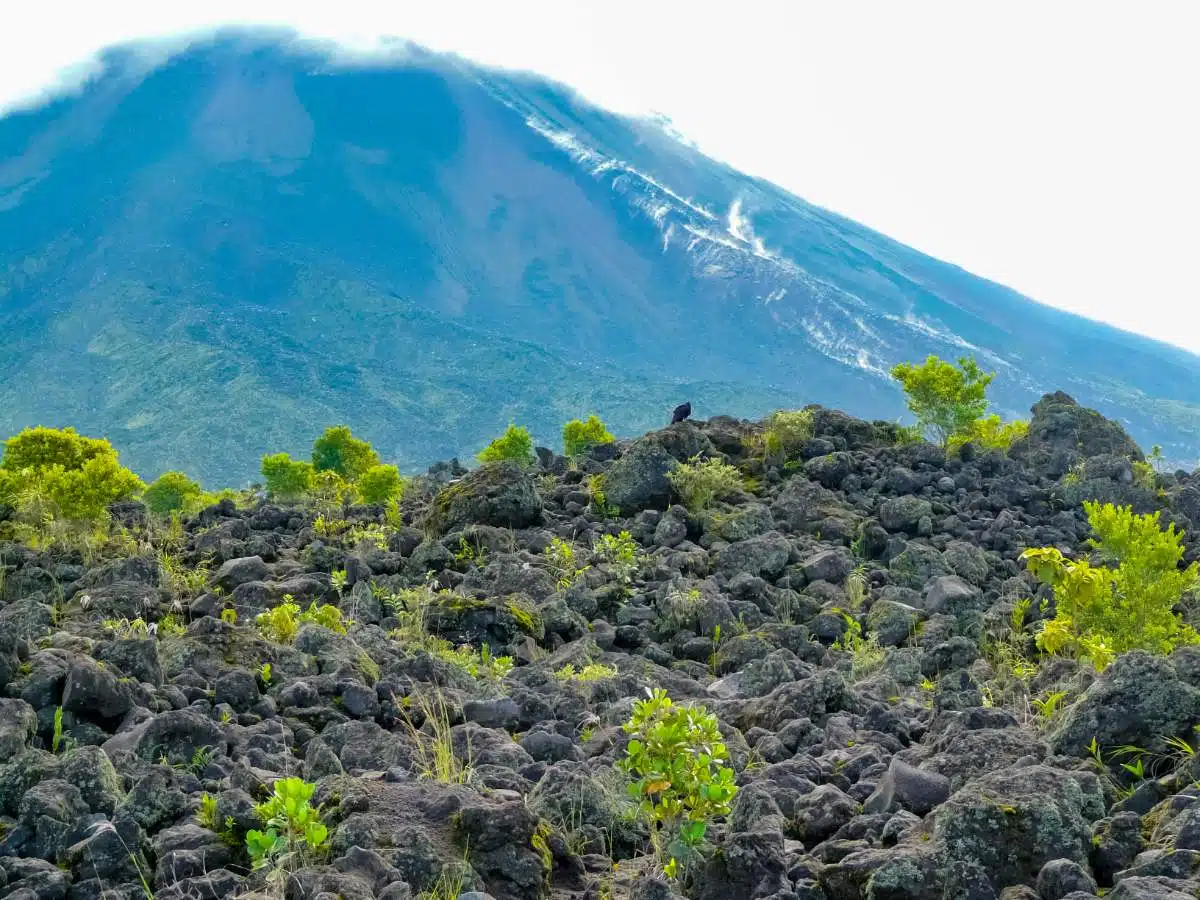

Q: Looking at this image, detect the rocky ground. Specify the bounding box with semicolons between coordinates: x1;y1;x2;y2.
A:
3;391;1200;900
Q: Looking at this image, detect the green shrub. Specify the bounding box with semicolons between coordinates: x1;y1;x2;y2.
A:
0;426;112;472
261;453;314;501
311;425;380;480
357;464;406;505
594;531;642;588
946;415;1029;454
890;355;994;446
619;688;738;878
667;456;745;512
757;409;814;460
255;599;346;644
477;424;536;466
563;415;615;457
0;426;144;523
246;777;329;870
143;471;203;515
1022;501;1200;670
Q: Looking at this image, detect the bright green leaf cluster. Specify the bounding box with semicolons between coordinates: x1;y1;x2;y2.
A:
357;464;406;505
477;424;536;466
255;599;347;644
246;777;329;869
594;531;642;588
756;409;815;460
142;471;204;515
618;688;738;877
667;456;745;512
311;425;380;480
1022;501;1200;670
562;415;615;457
0;426;144;522
260;453;315;501
890;355;994;446
946;414;1030;454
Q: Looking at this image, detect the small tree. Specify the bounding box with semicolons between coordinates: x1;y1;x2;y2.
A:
619;688;738;878
890;355;993;446
477;424;536;466
143;471;203;515
946;414;1030;454
563;415;615;457
0;426;143;523
261;453;314;501
1022;501;1200;670
311;425;380;481
358;464;406;505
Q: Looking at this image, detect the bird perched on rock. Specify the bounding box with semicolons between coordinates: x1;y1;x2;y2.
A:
671;401;692;424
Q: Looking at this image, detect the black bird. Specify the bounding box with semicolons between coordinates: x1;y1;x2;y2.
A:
671;401;692;424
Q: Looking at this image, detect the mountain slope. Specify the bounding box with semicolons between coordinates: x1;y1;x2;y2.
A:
2;31;1197;483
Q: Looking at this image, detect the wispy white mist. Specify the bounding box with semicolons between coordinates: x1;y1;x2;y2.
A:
3;1;1198;353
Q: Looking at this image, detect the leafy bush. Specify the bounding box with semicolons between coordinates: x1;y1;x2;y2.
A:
0;426;112;472
890;355;994;445
757;409;814;460
311;425;380;480
1022;501;1200;670
594;531;642;588
246;777;329;870
0;426;144;523
619;688;738;878
563;415;615;457
256;599;346;644
543;537;590;589
143;471;203;515
667;456;745;512
477;424;536;466
357;464;406;505
261;453;314;501
946;414;1029;454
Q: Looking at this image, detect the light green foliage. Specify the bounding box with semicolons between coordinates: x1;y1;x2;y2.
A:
1132;460;1157;490
196;792;220;830
439;643;513;681
260;453;314;501
358;463;406;505
833;614;886;680
0;425;112;472
309;469;351;509
756;409;814;460
585;474;620;518
311;425;380;480
890;355;994;446
543;537;590;589
594;531;641;588
142;471;203;515
52;705;67;754
477;424;536;466
946;415;1030;454
667;456;746;512
245;777;329;870
0;426;143;523
256;599;347;644
396;691;469;784
619;688;738;878
1022;501;1200;670
555;662;619;682
562;414;615;457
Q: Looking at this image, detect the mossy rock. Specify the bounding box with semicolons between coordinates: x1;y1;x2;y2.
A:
426;462;542;533
425;592;545;651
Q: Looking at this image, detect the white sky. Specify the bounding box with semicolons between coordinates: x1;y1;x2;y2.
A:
3;1;1198;354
